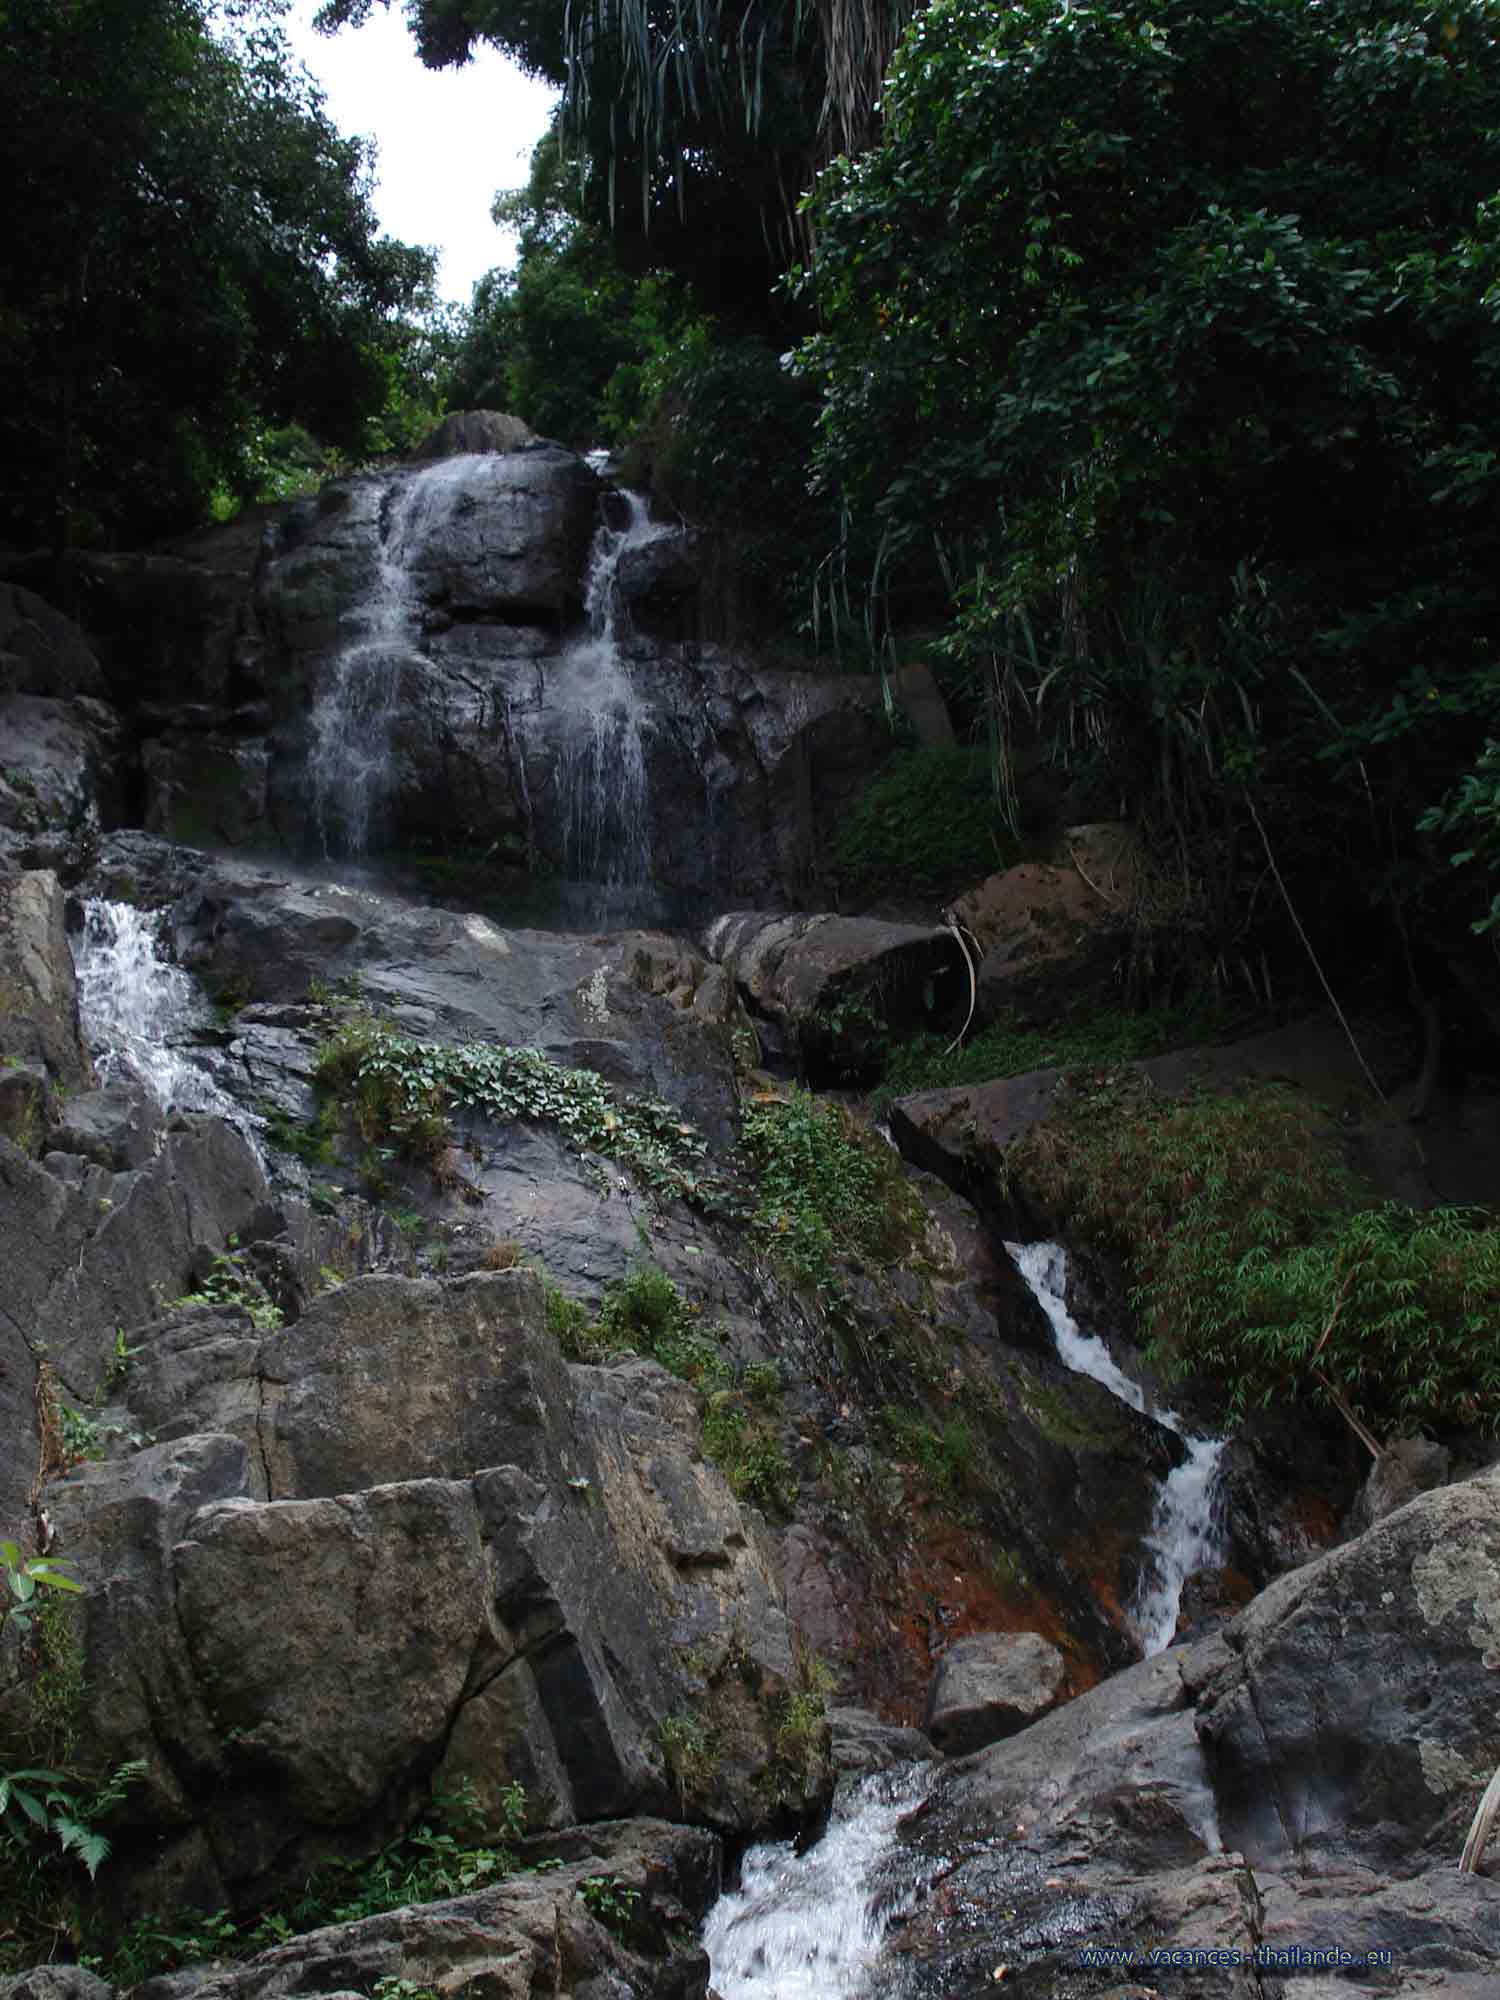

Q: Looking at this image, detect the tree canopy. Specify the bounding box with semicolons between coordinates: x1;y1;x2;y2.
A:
796;0;1500;975
0;0;436;546
315;0;913;317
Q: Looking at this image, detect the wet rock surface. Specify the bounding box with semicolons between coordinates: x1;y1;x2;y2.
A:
2;450;1495;2000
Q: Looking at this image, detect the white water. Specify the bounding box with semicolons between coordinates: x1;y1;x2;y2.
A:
704;1764;933;1998
1008;1240;1227;1655
72;900;254;1141
309;457;478;856
555;490;670;907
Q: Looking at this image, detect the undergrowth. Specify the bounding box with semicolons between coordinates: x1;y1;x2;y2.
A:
741;1087;926;1287
870;997;1250;1112
169;1249;284;1331
1010;1075;1500;1433
828;744;1018;905
314;1011;730;1211
545;1265;796;1514
99;1781;527;1984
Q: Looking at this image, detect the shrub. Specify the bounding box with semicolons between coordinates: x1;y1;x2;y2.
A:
828;744;1019;905
1010;1075;1500;1432
742;1088;926;1287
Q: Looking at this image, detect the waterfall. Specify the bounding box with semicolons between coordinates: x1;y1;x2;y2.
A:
554;490;669;914
703;1764;934;1998
1008;1240;1227;1655
308;457;476;857
72;900;256;1143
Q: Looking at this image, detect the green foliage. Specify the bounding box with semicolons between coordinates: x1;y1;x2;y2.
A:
625;328;835;637
103;1783;528;1983
870;997;1247;1110
875;1408;973;1498
451;133;690;447
0;0;436;545
577;1874;641;1937
1;1543;81;1643
657;1709;718;1803
1152;1201;1500;1432
320;0;911;319
798;0;1500;968
1419;737;1500;935
741;1088;925;1287
829;745;1017;905
315;1011;729;1211
1010;1076;1500;1430
170;1251;285;1332
263;1101;341;1168
701;1394;796;1514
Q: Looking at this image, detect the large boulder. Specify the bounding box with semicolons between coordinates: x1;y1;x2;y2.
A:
920;1629;1068;1754
412;408;540;459
704;910;969;1071
864;1472;1500;1995
0;695;124;871
0;869;92;1084
38;1821;720;2000
1195;1461;1500;1868
41;1270;827;1912
0;582;106;699
0;1112;269;1394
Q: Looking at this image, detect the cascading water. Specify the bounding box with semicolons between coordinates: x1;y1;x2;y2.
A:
554;490;669;912
1008;1240;1227;1655
72;900;254;1142
308;457;477;857
703;1764;934;1998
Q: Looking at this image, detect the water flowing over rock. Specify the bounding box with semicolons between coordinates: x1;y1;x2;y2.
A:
71;899;241;1126
249;441;894;911
1010;1240;1227;1653
539;489;669;917
703;1764;934;1998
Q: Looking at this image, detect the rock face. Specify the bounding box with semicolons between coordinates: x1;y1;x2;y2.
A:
43;1269;825;1916
0;869;92;1083
920;1629;1068;1754
877;1476;1500;1995
1196;1461;1500;1868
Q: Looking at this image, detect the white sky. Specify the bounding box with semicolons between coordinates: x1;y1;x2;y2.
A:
282;1;559;304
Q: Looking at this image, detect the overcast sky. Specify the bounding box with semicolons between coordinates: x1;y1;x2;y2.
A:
282;1;559;304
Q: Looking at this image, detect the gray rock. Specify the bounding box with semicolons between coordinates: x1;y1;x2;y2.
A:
828;1705;939;1777
0;1060;48;1150
86;1821;718;2000
412;408;540;458
704;910;970;1067
0;869;92;1084
39;1273;826;1906
50;1084;164;1170
0;694;122;874
921;1629;1068;1754
257;1271;573;1499
143;732;271;849
1197;1461;1500;1867
1349;1434;1453;1532
0;1112;268;1394
0;583;106;699
0;1969;115;2000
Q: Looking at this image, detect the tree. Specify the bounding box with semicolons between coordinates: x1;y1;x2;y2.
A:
797;0;1500;990
449;132;688;444
0;0;436;546
315;0;915;317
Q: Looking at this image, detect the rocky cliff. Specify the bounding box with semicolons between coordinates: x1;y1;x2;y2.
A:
1;417;1496;1999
